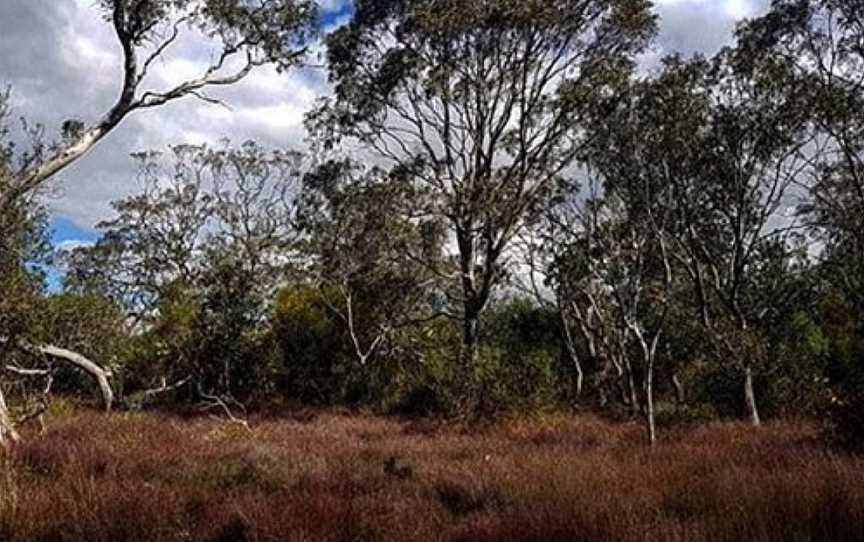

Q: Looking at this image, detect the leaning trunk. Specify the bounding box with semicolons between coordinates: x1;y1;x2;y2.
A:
671;373;685;406
560;316;584;397
744;364;760;427
26;343;114;411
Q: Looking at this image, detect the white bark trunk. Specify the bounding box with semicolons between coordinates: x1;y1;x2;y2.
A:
744;364;760;427
560;311;584;397
671;373;685;406
0;386;20;447
644;369;656;446
23;343;114;411
0;126;112;213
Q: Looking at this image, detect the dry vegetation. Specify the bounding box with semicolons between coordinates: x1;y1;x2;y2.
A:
0;409;862;542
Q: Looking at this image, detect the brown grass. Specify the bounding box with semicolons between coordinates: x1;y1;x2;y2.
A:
0;410;861;541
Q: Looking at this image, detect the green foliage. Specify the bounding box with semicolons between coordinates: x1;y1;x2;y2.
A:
97;0;318;70
686;315;829;422
385;318;463;417
390;299;564;418
822;363;864;450
815;293;864;449
478;299;565;412
757;311;829;418
271;285;352;404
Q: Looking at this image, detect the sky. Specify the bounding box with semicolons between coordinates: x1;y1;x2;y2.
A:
0;0;770;254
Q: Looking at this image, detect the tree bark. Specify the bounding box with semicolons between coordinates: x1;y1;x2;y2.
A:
625;362;640;416
644;365;656;446
462;314;480;366
744;364;760;427
560;313;584;397
23;343;114;411
0;386;20;447
671;373;685;406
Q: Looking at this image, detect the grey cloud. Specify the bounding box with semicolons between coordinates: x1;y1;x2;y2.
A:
1;1;330;228
1;0;770;234
654;0;771;58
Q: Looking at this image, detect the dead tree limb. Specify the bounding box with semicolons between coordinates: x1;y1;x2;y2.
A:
18;342;113;411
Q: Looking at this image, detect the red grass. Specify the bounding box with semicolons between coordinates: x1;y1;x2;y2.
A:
0;411;861;541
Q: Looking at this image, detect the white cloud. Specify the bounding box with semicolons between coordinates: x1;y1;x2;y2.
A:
1;0;767;238
318;0;350;11
242;103;306;130
655;0;758;16
56;239;95;252
723;0;756;18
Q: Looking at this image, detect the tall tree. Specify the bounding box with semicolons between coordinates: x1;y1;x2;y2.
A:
0;0;317;214
635;55;812;426
737;0;864;311
67;142;302;401
533;115;677;444
0;0;316;439
297;159;445;369
317;0;656;364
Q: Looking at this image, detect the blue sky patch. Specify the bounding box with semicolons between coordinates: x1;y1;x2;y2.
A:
50;217;99;247
45;217;99;292
321;0;354;30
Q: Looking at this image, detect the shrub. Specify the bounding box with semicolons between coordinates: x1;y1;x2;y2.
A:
822;360;864;450
271;285;354;404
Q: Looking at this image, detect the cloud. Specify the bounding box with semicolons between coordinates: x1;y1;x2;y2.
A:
652;0;769;59
2;0;765;247
0;0;344;233
55;239;95;252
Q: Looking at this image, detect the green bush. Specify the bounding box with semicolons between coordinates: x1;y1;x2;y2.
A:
821;350;864;449
271;285;354;404
388;299;564;418
655;402;718;429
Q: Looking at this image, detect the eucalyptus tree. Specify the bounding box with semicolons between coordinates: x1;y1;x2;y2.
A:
65;149;214;322
316;0;657;364
701;52;813;425
0;0;316;441
571;58;709;431
296;159;446;370
737;0;864;312
736;0;864;443
67;142;303;401
0;0;317;215
523;181;632;409
536;150;676;445
634;54;813;426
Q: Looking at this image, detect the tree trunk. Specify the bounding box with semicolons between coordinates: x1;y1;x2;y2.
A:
574;362;584;399
0;386;20;447
744;364;760;427
25;343;114;411
644;366;656;446
625;362;640;416
561;320;583;397
564;333;585;397
462;314;480;366
671;373;685;406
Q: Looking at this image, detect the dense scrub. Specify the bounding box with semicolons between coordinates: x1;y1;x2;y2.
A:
0;410;861;542
5;0;864;450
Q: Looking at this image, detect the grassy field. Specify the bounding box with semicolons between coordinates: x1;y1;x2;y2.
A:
0;410;861;542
